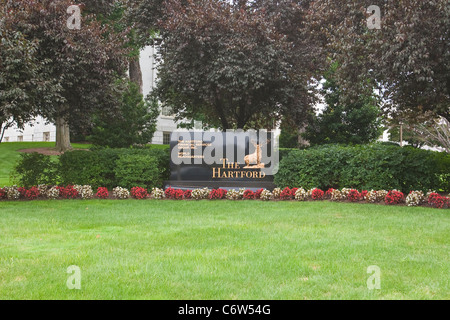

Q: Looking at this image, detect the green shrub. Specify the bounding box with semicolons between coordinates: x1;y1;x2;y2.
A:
58;149;117;189
12;153;58;187
114;154;160;189
274;143;450;193
274;145;352;190
58;148;170;189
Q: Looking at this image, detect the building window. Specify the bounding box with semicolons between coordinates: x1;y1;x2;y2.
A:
17;136;23;142
161;106;174;117
163;132;171;145
43;132;50;142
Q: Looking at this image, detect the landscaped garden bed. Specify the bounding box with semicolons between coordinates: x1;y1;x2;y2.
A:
1;185;448;209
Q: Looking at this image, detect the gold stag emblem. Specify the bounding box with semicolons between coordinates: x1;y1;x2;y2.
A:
244;140;269;169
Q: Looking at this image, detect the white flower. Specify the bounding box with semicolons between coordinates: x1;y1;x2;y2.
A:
151;187;165;199
330;189;343;201
406;191;425;207
113;187;130;199
272;188;282;199
260;189;273;201
226;189;241;200
191;188;209;200
294;188;308;201
5;186;20;200
46;186;60;200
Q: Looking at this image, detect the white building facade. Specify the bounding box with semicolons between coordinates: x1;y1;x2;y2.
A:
2;116;56;143
2;46;178;145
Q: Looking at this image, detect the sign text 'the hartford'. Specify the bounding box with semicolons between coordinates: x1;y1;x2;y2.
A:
212;159;266;179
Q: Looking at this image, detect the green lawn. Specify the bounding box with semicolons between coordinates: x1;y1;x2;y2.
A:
0;142;91;186
0;200;448;300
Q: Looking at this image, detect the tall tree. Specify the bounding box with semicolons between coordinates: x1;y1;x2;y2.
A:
0;23;40;142
154;0;322;130
2;0;129;152
308;0;450;121
303;65;383;145
88;81;160;148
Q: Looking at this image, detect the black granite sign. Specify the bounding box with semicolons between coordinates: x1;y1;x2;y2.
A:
164;131;278;190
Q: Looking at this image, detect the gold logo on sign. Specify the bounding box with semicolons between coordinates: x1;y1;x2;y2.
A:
244;140;269;169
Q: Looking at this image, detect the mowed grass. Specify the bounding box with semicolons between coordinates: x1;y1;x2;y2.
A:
0;142;91;186
0;200;448;300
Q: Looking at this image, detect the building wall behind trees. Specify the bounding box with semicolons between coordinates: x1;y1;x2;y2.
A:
3;46;178;145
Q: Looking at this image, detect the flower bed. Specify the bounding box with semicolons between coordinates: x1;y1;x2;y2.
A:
0;185;448;209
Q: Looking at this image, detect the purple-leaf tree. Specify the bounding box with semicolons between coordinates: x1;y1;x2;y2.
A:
1;0;129;152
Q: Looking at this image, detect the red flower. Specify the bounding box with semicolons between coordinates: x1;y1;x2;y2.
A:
183;190;192;199
347;189;361;202
360;190;368;200
255;188;264;199
209;189;227;200
290;188;298;198
325;188;335;199
243;190;255;200
58;185;79;199
164;187;184;200
311;188;324;200
96;187;109;199
25;187;40;200
0;188;6;199
165;187;176;199
428;193;449;209
18;187;27;198
174;189;184;200
280;187;293;200
131;187;148;200
385;190;404;205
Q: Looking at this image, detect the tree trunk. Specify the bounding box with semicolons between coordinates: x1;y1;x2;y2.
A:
55;117;72;153
236;102;246;129
129;54;143;95
399;123;403;147
0;120;13;143
213;95;230;130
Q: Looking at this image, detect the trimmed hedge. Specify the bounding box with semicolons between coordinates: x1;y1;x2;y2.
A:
115;154;159;189
58;148;170;189
274;144;450;193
